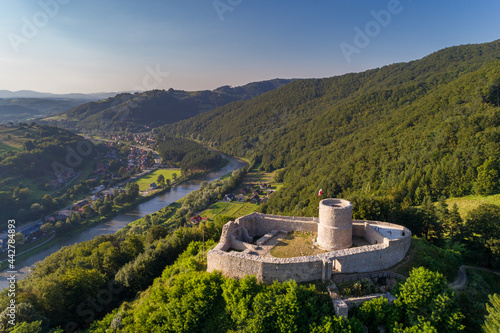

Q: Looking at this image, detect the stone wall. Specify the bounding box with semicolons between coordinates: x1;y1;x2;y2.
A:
364;224;388;245
251;214;318;236
352;222;366;237
207;212;411;284
207;249;264;280
223;213;317;242
334;292;396;317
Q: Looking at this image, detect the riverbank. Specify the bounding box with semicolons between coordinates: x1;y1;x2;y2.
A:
0;156;247;288
0;170;205;269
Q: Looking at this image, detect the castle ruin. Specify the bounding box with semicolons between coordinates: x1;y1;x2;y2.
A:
207;198;411;283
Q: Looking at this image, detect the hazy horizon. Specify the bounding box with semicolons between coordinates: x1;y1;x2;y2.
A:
1;0;499;94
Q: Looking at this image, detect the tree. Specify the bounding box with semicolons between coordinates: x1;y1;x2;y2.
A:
172;172;178;180
82;205;93;217
474;158;500;195
54;220;65;232
9;321;44;333
22;140;35;152
35;267;107;327
395;267;464;331
145;225;168;244
70;212;81;225
14;232;25;245
0;303;49;332
393;321;438;333
30;203;43;215
156;174;165;187
483;294;500;333
357;296;390;331
126;183;140;202
16;188;33;201
485;79;500;107
309;315;364;333
41;194;55;211
463;204;500;266
99;203;112;216
122;235;144;259
118;166;127;176
40;223;54;234
421;197;443;244
446;204;463;243
397;268;447;314
109;159;120;172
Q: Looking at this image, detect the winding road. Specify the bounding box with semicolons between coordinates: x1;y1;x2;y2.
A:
449;265;500;290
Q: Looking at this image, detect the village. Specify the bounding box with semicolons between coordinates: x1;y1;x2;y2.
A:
0;139;162;252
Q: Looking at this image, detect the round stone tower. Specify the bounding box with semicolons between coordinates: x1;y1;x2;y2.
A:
317;198;353;251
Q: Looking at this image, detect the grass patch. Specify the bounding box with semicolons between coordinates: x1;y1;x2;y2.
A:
17;177;50;199
132;169;180;191
446;194;500;218
238;165;283;192
200;202;258;220
270;231;326;258
41;114;67;121
0;141;20;154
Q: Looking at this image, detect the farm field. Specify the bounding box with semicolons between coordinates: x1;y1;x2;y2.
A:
239;165;283;192
0;141;19;154
133;168;180;191
42;114;67;121
0;124;43;149
446;194;500;218
200;201;258;221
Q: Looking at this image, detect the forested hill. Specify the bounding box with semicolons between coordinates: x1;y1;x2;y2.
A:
158;39;500;216
0;98;91;124
39;79;292;133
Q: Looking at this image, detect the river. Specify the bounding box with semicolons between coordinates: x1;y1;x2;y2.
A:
0;157;246;289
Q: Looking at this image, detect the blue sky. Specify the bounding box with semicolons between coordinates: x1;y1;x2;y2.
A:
0;0;499;94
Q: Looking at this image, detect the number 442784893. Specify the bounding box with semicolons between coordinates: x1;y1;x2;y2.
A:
7;220;16;270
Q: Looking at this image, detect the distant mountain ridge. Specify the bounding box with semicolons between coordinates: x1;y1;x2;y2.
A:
158;39;500;216
39;78;294;132
0;98;96;124
0;90;118;100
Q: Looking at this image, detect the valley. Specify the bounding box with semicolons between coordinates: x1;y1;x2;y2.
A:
1;39;500;332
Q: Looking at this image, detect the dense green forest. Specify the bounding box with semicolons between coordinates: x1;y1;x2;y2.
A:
0;165;498;332
40;79;292;133
159;40;500;211
0;214;481;332
157;138;225;174
86;241;489;333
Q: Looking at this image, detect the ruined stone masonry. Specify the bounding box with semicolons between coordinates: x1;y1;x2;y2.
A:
207;198;411;283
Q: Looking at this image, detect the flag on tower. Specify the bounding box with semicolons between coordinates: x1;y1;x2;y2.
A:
318;188;323;197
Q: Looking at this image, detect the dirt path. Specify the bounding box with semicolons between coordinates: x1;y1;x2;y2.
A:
448;265;500;290
448;266;467;290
